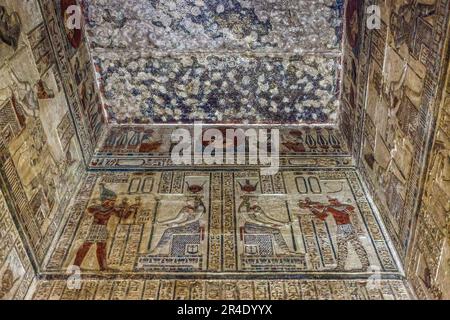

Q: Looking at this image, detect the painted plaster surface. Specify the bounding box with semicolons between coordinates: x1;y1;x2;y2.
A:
0;0;106;300
43;169;398;276
85;0;343;124
0;0;85;267
32;279;412;300
89;126;353;170
340;0;449;259
339;0;450;300
0;189;35;300
359;0;449;259
2;0;450;300
39;0;107;158
406;55;450;300
86;0;342;53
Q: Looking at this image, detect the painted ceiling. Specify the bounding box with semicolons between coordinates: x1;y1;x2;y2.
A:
85;0;343;124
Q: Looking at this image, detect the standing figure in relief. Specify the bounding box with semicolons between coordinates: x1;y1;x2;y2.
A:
73;184;140;271
299;197;370;271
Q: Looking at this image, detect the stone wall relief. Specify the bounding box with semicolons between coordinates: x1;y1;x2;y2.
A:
339;0;365;153
389;0;437;77
0;0;84;265
409;92;450;299
43;170;399;277
353;0;450;256
1;56;81;228
0;189;34;300
0;248;25;300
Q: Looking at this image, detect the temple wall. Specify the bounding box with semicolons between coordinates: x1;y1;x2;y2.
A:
83;0;344;124
406;48;450;300
38;0;107;159
0;188;35;300
0;0;448;300
341;0;449;257
0;0;103;271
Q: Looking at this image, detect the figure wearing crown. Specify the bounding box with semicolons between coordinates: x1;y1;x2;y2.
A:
299;197;370;271
73;183;141;271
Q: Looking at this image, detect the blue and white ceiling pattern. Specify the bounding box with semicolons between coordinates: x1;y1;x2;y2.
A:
85;0;344;124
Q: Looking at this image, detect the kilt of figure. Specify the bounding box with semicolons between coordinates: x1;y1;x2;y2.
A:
85;224;108;242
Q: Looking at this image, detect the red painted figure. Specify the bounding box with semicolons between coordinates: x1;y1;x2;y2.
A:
73;183;140;271
299;197;370;271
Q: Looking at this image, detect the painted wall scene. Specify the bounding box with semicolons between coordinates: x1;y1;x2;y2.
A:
0;0;449;300
44;170;397;275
